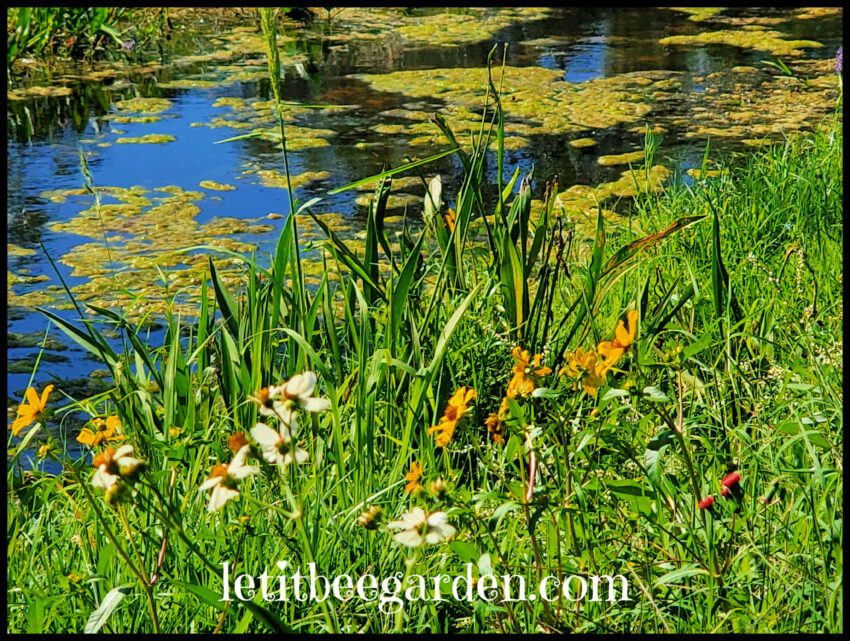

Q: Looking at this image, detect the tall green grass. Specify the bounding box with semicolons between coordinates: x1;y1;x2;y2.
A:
6;30;842;633
6;7;127;68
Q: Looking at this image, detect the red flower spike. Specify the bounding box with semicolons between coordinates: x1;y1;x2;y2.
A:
721;472;741;488
699;496;715;509
720;486;730;497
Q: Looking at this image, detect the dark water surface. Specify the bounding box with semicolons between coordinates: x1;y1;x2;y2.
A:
6;7;843;466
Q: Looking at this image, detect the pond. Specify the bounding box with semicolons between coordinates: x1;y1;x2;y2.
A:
6;7;843;463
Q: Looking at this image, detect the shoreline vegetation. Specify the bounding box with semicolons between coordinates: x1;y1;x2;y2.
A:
7;9;843;634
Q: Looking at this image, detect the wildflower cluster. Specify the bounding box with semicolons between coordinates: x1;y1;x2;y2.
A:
197;372;330;512
560;310;638;396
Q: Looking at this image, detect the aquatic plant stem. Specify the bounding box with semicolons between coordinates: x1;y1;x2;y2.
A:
259;8;307;330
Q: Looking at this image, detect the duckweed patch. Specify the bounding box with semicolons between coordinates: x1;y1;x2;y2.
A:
569;137;597;149
8;244;36;257
255;170;331;190
115;134;177;144
597;150;646;166
38;184;281;318
108;115;164;124
394;8;552;46
354;66;684;141
199;180;237;191
665;7;724;22
660;29;823;56
113;97;172;114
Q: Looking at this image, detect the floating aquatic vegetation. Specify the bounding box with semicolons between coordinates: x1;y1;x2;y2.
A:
664;7;724;23
660;29;823;56
115;134;177;144
794;7;842;20
108;115;163;124
8;271;49;287
7;332;67;351
37;183;277;318
199;180;237;191
212;97;247;109
7;85;73;100
355;193;420;211
354;67;683;142
597;150;646;166
394;8;552;47
255;170;331;190
570;138;597;148
687;168;728;179
8;244;36;257
114;97;172;114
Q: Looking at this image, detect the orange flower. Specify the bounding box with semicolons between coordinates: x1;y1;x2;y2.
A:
10;385;53;436
77;415;124;448
485;397;510;444
428;387;476;448
404;461;423;494
443;208;456;232
562;348;607;397
507;347;552;398
597;310;638;373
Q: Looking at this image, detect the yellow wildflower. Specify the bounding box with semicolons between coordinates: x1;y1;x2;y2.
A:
428;387;476;448
77;415;124;448
562;348;608;396
597;309;639;373
507;347;551;398
444;208;456;232
404;461;424;495
10;385;53;436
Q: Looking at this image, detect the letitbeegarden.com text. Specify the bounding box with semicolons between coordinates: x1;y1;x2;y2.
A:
221;562;631;614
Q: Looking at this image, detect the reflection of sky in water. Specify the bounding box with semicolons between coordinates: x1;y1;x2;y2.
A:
534;24;610;83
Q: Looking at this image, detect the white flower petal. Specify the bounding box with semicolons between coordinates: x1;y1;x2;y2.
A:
92;466;118;489
301;397;330;413
426;523;456;543
198;476;222;492
426;511;449;528
284;447;309;466
387;507;426;530
286;372;316;400
393;529;424;547
251;423;281;448
113;444;134;459
230;464;259;480
208;485;239;512
262;448;283;465
230;444;252;469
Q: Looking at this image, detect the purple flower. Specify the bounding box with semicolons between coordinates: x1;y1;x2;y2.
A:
122;39;135;53
836;46;843;75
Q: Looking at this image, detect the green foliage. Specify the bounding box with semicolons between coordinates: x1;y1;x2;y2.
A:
7;7;126;68
6;42;842;634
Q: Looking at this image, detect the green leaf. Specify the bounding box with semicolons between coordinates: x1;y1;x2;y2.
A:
84;586;132;633
450;541;479;564
645;429;676;486
390;230;425;338
328;148;458;195
642;386;670;402
173;580;225;612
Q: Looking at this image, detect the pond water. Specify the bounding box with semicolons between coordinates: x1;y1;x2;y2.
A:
6;7;843;463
